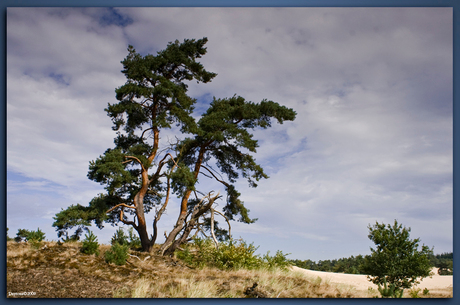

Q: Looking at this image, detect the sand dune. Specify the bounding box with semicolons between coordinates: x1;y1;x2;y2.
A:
291;266;453;294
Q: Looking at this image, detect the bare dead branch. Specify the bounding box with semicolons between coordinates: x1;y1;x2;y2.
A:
213;209;232;240
128;254;141;261
210;208;219;249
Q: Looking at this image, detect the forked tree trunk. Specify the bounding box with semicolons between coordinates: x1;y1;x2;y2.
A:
160;145;207;255
161;192;220;256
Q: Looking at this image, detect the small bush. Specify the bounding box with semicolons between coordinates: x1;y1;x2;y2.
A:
29;228;46;242
262;250;291;271
377;277;403;298
127;227;142;249
213;239;262;270
111;227;129;246
111;227;142;250
15;228;46;243
105;242;129;265
81;230;100;256
176;238;291;271
409;288;421;298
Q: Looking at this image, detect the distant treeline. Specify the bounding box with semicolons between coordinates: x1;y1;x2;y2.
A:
429;252;453;275
289;252;453;275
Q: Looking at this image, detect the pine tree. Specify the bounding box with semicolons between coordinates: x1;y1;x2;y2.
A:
53;38;296;255
53;38;216;252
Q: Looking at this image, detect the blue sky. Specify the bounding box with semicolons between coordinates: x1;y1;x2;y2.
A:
6;7;452;261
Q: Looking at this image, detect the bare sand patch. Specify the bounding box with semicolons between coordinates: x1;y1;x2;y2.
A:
291;266;453;297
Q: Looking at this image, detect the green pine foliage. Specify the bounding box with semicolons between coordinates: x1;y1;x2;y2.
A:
52;37;218;252
175;95;297;225
52;37;296;255
15;228;45;243
111;227;128;246
81;230;100;256
127;227;142;249
110;227;142;250
105;242;130;265
53;203;108;241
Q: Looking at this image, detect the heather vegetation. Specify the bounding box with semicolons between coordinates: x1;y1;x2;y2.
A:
7;237;351;298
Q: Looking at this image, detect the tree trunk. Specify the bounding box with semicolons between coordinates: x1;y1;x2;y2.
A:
134;164;153;252
137;222;151;252
160;145;207;255
162;192;219;256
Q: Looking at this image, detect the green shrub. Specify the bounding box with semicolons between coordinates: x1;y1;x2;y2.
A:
111;227;142;250
177;238;259;270
127;227;142;249
409;288;421;298
111;227;128;245
105;242;129;265
176;238;291;271
213;239;262;270
28;228;46;242
262;250;291;271
15;228;46;243
377;277;403;298
81;230;100;256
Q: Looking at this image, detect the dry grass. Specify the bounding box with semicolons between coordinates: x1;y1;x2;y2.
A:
7;241;452;298
112;266;369;298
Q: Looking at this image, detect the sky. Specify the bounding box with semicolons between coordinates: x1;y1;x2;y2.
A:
6;7;453;261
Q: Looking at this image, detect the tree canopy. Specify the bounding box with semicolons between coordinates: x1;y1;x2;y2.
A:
361;220;432;297
160;95;296;255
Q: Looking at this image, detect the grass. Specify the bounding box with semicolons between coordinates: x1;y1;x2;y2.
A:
7;240;453;298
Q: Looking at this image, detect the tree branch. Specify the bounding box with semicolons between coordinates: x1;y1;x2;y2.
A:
213;209;232;240
210;208;219;249
150;153;178;184
140;127;154;139
119;208;138;229
124;155;146;172
107;203;136;213
201;165;230;188
151;161;177;246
